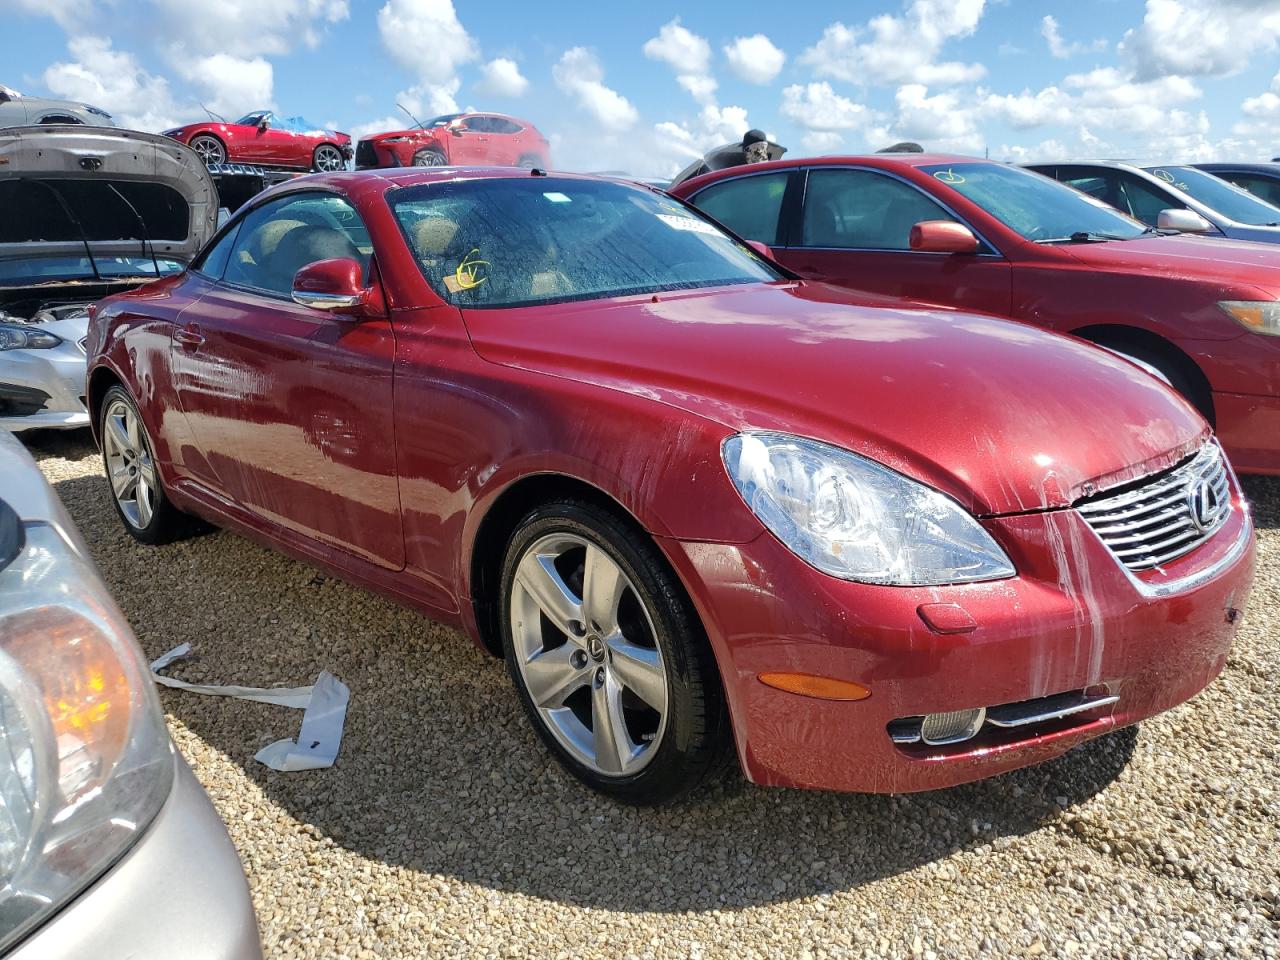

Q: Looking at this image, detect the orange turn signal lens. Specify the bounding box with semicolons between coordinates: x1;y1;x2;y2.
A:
758;672;871;701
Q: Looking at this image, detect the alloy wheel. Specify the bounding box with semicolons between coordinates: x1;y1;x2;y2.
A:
190;136;224;165
414;151;445;167
510;533;669;777
314;145;345;172
101;398;159;530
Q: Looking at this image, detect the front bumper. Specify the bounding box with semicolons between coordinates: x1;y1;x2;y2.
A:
661;492;1254;794
0;345;89;432
9;754;262;960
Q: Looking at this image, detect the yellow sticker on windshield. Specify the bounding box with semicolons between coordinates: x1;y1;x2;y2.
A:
454;248;489;290
933;168;965;185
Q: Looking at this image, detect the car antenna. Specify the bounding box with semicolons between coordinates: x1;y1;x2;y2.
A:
201;103;227;123
106;182;163;278
21;177;103;282
397;102;426;130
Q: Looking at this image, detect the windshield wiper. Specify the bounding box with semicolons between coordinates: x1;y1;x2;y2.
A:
22;178;103;282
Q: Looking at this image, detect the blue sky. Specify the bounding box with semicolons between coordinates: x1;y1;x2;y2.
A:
5;0;1280;176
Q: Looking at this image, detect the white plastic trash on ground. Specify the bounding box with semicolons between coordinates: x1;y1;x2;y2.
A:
150;643;349;771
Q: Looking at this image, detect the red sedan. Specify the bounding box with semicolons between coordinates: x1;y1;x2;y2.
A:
163;111;351;172
672;154;1280;476
355;112;550;170
85;169;1254;804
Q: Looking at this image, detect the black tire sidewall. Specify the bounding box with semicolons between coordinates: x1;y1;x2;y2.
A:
499;500;722;805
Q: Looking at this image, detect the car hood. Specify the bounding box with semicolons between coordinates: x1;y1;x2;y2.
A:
464;282;1208;516
367;128;431;141
0;125;217;265
1057;233;1280;292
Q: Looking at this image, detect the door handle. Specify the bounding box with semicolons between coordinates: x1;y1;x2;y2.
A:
173;324;205;350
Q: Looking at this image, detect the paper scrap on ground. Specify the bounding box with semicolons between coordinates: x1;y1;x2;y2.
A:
150;643;350;772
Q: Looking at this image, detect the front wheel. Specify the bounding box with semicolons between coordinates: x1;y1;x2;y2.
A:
312;143;346;172
99;386;202;545
500;499;728;805
412;148;446;167
189;135;225;166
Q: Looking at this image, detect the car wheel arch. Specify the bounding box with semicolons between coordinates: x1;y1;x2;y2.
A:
467;472;674;659
1072;323;1215;425
87;365;125;445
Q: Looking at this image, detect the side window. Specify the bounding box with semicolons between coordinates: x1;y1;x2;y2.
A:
690;172;790;245
800;169;957;250
1221;173;1280;207
492;118;522;134
192;221;241;279
222;193;373;296
1115;173;1181;225
467;116;493;133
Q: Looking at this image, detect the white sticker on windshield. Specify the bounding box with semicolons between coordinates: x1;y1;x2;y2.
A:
657;213;720;236
543;192;572;203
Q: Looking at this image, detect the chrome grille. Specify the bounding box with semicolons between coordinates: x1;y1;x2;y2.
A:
1077;443;1231;571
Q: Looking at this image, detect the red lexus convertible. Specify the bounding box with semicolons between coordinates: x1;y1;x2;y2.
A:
673;154;1280;476
163;111;352;172
86;169;1254;804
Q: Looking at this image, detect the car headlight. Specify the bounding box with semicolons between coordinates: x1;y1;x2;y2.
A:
1219;300;1280;336
0;520;173;953
722;432;1015;585
0;324;61;351
380;136;412;143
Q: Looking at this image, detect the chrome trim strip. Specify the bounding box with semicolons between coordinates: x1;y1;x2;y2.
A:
985;693;1118;728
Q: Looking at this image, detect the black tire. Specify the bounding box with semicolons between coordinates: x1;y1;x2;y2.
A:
412;148;446;167
98;386;203;545
312;143;346;172
189;134;225;166
499;499;729;805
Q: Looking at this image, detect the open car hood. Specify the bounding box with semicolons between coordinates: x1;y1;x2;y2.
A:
0;125;217;266
670;140;788;187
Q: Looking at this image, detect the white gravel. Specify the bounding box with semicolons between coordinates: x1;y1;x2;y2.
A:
22;430;1280;960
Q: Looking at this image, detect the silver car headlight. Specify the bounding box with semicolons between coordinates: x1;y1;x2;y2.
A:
0;324;61;351
722;432;1015;585
0;522;173;952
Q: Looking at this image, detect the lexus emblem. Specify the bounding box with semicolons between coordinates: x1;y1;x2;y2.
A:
1187;478;1220;532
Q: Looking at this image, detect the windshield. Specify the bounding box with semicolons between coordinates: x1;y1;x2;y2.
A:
1145;166;1280;226
919;162;1148;242
0;256;183;285
390;177;780;308
420;114;462;128
234;112;266;126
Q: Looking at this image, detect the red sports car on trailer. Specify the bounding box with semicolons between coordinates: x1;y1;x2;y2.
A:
163;111;351;172
355;112;550;169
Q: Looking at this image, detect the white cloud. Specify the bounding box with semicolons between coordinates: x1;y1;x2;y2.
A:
377;0;477;84
872;83;985;152
780;82;874;132
475;57;528;98
171;52;273;116
151;0;349;57
724;34;786;85
43;36;185;131
1122;0;1280;81
0;0;91;31
1041;15;1107;59
553;47;638;132
801;130;845;152
800;0;987;88
643;18;716;105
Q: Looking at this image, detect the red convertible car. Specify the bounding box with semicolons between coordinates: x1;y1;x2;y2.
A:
673;154;1280;476
355;112;550;170
163;111;351;172
86;169;1253;804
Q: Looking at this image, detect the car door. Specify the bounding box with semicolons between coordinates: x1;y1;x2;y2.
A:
448;116;491;164
487;118;523;165
169;190;404;568
769;167;1012;315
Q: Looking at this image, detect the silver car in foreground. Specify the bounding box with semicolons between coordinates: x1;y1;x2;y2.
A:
0;431;261;958
0;86;113;127
1026;159;1280;243
0;125;216;432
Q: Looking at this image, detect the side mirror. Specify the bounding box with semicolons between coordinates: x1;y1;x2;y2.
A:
745;239;774;259
291;258;374;316
451;125;465;137
1157;208;1213;233
257;117;270;131
909;220;980;253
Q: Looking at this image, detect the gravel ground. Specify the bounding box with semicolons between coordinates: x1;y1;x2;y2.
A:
21;429;1280;960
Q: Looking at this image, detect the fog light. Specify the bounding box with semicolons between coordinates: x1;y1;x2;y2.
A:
920;707;986;745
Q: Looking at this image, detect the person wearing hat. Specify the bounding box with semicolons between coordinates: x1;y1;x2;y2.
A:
742;129;772;165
